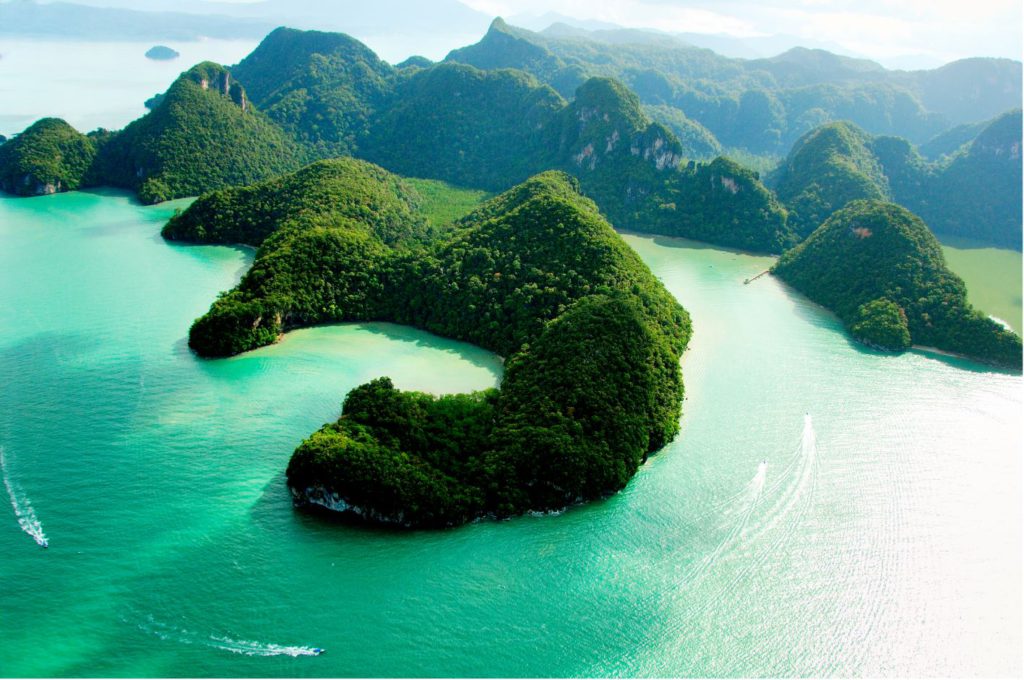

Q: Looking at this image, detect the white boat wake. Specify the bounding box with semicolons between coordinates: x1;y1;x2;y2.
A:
134;614;322;657
1;447;48;548
683;459;767;585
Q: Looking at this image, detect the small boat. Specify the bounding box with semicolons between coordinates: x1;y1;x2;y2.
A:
312;648;325;656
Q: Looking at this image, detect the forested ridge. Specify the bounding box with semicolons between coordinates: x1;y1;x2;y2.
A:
771;114;1023;248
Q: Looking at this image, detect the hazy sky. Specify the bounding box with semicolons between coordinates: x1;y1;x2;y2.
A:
468;0;1023;64
31;0;1023;66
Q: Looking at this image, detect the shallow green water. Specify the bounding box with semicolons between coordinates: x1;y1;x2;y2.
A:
0;192;1020;677
941;241;1022;333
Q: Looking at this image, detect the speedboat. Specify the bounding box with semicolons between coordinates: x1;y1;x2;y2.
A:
312;648;325;656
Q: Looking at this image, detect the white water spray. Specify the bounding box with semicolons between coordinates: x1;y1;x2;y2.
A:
135;615;322;657
1;447;48;548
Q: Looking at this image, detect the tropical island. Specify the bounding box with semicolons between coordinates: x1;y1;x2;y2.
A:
772;200;1022;367
166;161;690;527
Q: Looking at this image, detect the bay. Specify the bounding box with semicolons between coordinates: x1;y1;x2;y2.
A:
0;192;1019;676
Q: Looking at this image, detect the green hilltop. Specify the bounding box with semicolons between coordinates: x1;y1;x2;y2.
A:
94;62;306;203
231;27;395;157
0;118;101;196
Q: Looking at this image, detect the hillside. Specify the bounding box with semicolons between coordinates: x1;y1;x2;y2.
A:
231;27;395;157
167;164;690;526
362;62;565;191
772;116;1023;248
361;62;792;252
923;110;1022;249
446;19;1021;156
0;118;101;196
772;200;1021;368
772;121;891;237
94;62;306;203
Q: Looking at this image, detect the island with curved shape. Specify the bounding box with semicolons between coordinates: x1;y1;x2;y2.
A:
772;199;1022;368
165;159;691;527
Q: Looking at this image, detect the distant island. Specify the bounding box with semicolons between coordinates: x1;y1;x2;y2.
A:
165;162;691;527
145;45;179;61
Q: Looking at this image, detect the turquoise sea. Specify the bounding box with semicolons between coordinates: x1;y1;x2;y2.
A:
0;190;1019;676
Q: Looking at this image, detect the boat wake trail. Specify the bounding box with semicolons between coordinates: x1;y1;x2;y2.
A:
683;460;767;585
133;615;322;657
1;447;48;548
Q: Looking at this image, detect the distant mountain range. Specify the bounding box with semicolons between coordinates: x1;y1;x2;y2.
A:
446;19;1022;156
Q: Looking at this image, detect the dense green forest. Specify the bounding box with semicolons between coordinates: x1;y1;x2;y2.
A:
231;27;395;157
772;200;1021;367
446;19;1021;157
362;62;565;190
94;62;307;203
359;62;793;251
770;114;1023;248
0;118;101;195
168;164;690;526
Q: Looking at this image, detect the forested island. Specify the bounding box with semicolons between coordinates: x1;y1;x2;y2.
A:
773;200;1022;367
167;162;691;526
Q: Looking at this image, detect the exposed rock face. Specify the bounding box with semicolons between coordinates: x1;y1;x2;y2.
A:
560;78;682;176
292;486;410;527
190;66;248;112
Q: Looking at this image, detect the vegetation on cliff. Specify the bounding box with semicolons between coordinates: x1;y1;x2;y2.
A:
0;118;100;196
922;109;1022;249
231;27;395;157
771;121;891;238
169;164;690;526
771;115;1023;248
361;65;792;252
446;19;1020;157
95;62;306;203
772;200;1021;367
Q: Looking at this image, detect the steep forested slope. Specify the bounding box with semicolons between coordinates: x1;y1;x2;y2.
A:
771;115;1023;248
772;200;1021;367
94;62;306;203
0;118;101;196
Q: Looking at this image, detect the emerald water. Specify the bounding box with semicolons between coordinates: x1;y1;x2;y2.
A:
941;240;1023;333
0;192;1020;677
